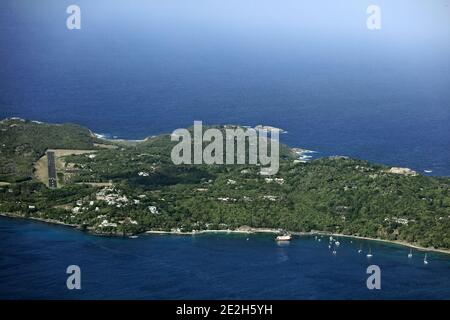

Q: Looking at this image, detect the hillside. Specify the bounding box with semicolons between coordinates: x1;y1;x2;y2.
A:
0;119;449;249
0;118;104;182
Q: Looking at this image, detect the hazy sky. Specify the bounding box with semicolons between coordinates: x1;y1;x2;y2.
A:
1;1;449;116
3;0;450;46
1;1;449;174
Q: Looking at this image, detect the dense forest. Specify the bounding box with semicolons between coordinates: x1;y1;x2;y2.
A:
1;118;449;249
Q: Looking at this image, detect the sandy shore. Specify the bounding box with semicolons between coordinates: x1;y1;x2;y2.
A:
1;212;449;255
145;228;450;255
145;227;286;236
313;232;450;255
145;229;255;236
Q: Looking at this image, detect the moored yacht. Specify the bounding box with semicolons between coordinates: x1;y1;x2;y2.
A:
276;234;292;241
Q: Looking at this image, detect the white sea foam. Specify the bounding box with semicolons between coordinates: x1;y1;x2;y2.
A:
94;133;109;139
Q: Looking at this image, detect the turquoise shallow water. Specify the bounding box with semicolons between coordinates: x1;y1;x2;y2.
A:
0;217;449;299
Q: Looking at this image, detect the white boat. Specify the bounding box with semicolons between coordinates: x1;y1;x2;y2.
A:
424;253;428;265
408;249;413;259
335;241;340;247
276;234;292;241
328;245;331;249
366;248;373;258
329;236;333;242
358;245;362;254
332;250;337;255
129;235;138;239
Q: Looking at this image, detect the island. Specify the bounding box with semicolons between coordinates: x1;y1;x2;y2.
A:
0;118;449;252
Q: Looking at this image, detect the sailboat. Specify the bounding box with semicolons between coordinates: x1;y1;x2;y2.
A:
424;253;428;265
335;240;340;247
408;248;413;259
366;248;373;258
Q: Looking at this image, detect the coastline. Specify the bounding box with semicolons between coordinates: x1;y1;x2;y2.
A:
146;227;450;255
1;212;449;255
0;212;79;228
318;232;450;255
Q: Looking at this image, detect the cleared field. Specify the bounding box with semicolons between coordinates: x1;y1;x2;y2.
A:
34;154;49;186
51;149;97;157
33;149;97;187
94;143;118;149
0;182;11;186
76;181;113;187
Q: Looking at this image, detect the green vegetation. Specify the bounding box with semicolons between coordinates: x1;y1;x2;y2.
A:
0;118;104;182
1;118;449;249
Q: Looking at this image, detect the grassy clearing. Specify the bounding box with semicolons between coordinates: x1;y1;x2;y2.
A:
33;149;98;187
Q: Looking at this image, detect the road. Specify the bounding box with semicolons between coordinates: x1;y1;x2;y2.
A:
47;151;57;188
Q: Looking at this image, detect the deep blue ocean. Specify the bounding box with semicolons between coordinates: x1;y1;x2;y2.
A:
1;217;449;300
0;1;450;299
0;0;449;175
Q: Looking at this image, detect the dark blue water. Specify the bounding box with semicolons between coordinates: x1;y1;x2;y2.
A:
0;217;449;299
1;1;450;299
0;0;450;175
